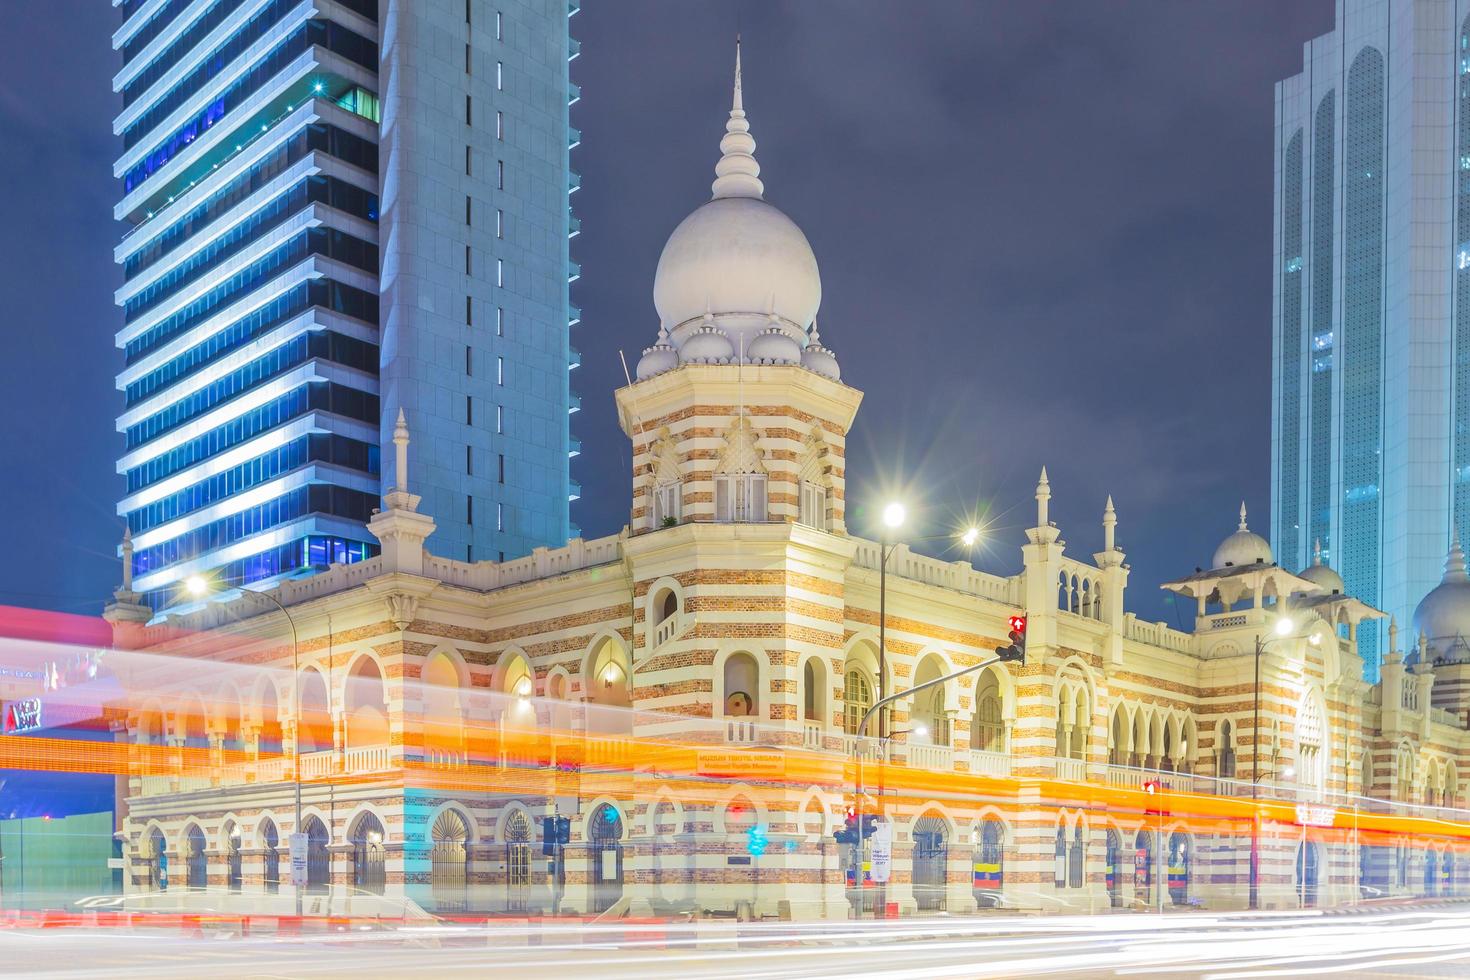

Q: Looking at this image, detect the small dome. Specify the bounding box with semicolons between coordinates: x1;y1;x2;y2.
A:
1298;540;1345;594
1414;534;1470;659
800;321;841;380
636;325;679;380
746;325;802;364
680;323;734;363
1212;502;1272;569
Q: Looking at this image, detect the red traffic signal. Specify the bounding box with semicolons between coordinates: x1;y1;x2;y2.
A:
1142;779;1159;794
996;613;1028;664
1008;615;1027;635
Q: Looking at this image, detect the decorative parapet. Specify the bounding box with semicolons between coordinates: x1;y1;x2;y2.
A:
849;538;1018;606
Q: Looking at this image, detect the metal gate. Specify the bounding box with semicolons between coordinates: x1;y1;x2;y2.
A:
186;826;207;890
1297;841;1320;907
351;815;386;895
590;805;624;914
305;818;330;894
913;816;947;911
430;810;469;912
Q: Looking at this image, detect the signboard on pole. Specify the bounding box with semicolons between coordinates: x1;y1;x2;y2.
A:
870;822;893;883
289;832;308;887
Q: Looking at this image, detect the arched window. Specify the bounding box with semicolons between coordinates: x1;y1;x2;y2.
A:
345;658;388;750
185;825;207;890
430;809;469;913
261;820;280;894
651;480;681;528
1135;829;1154;905
504;811;531;912
1297;693;1324;791
803;659;820;722
799;480;828;531
843;668;873;736
350;813;386;895
1053;828;1067;888
974;672;1005;753
722;652;760;719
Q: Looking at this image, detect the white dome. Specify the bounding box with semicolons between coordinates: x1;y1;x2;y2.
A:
746;324;803;364
1212;502;1272;569
653;196;821;338
801;322;841;380
1414;536;1470;659
1298;541;1344;594
635;326;679;380
680;323;734;363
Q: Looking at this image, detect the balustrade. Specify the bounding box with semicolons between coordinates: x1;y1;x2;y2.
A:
970;749;1011;778
1055;756;1088;782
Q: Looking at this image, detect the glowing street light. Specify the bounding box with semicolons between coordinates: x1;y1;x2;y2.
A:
882;501;906;529
961;526;980;548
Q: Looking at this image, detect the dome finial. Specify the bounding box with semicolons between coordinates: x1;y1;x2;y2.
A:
1238;501;1249;532
1446;529;1469;584
712;37;764;199
1313;538;1323;566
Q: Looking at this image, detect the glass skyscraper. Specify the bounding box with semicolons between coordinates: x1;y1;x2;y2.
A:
1271;0;1470;679
112;0;579;612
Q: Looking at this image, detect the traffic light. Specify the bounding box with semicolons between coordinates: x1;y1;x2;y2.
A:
746;823;769;857
555;816;571;846
1142;780;1164;817
995;614;1027;664
834;807;859;845
861;815;880;840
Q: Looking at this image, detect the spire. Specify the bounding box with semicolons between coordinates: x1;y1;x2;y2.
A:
711;37;764;200
1103;495;1116;552
393;408;411;494
120;527;134;593
1238;501;1249;532
1445;528;1469;584
1035;466;1051;527
1313;538;1324;566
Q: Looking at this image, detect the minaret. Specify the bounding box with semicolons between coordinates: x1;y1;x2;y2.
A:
1022;466;1063;654
368;409;437;575
1095;495;1129;664
104;527;152;641
712;38;764;200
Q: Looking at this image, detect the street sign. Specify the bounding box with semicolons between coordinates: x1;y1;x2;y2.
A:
870;822;892;883
2;698;42;734
288;832;308;887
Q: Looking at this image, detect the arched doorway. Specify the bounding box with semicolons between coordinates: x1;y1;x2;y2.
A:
912;814;948;911
974;819;1005;908
261;820;280;894
147;828;167;892
589;804;624;913
350;813;386;895
185;825;207;890
303;816;330;894
1425;849;1438;898
504;811;532;912
225;824;242;892
1168;832;1190;906
1134;829;1154;908
430;809;470;913
1296;841;1320;907
1105;830;1122;908
586;638;632;734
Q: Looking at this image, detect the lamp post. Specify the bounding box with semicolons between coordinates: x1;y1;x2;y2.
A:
1248;615;1321;911
186;575;302;917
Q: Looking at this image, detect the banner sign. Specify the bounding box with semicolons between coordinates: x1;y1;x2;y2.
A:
2;698;42;734
870;822;893;883
289;832;308;886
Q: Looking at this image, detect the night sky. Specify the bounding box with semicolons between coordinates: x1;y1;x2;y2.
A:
0;1;1335;628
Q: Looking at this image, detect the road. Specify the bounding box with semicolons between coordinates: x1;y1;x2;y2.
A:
5;904;1470;978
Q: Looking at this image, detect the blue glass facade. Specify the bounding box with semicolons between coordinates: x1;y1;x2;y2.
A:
114;0;576;612
1273;2;1463;680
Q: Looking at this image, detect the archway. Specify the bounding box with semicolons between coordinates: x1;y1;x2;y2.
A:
1134;829;1154;907
504;810;532;912
422;652;465;765
589;804;625;913
430;809;470;913
585;636;632;733
260;819;280;894
974;819;1005;908
224;822;242;892
1168;831;1190;906
350;812;386;895
1296;840;1320;907
1105;829;1122;908
147;828;167;892
721;651;760;720
912;813;948;911
185;825;207;890
302;816;330;894
911;656;951;746
297;670;332;755
973;668;1006;753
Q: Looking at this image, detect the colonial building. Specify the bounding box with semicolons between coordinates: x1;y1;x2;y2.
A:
103;50;1470;921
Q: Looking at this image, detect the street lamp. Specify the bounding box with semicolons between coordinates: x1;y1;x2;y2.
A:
185;574;303;918
1248;614;1322;910
862;508;981;917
